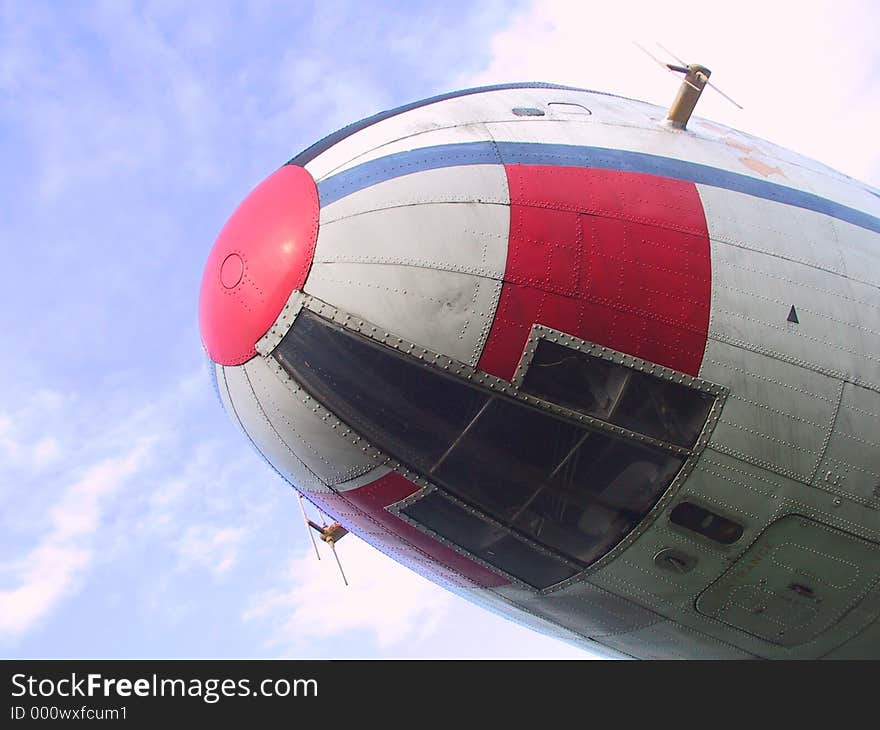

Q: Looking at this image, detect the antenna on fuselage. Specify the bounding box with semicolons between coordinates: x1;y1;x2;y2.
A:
634;42;742;130
295;491;350;586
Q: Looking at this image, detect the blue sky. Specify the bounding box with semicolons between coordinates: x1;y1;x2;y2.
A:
1;0;877;658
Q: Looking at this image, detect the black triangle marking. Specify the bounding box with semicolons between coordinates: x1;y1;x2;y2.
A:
787;305;799;324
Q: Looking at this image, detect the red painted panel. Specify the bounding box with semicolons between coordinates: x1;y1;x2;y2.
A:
479;165;711;380
200;165;319;366
303;472;508;589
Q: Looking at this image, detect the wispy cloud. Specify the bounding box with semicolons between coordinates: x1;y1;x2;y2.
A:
177;525;247;577
244;537;453;655
0;1;222;199
0;363;237;647
0;440;151;640
0;390;68;472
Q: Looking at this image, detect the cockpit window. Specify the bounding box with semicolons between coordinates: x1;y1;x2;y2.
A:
274;308;489;472
430;397;684;566
521;339;714;448
402;492;579;589
276;311;701;588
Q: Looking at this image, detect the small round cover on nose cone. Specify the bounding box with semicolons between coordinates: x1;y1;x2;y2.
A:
199;165;319;365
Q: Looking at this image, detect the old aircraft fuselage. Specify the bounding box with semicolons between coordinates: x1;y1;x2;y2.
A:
199;83;880;659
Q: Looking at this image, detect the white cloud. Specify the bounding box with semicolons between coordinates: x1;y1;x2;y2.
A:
0;390;71;473
31;437;61;468
0;371;209;647
244;536;453;654
0;415;20;462
462;0;880;185
0;424;60;472
177;525;247;577
0;1;220;199
0;441;152;640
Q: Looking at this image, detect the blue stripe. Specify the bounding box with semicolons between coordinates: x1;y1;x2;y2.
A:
316;141;880;235
318;142;501;207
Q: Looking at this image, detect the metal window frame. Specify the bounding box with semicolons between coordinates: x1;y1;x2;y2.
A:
512;323;726;453
392;485;583;591
261;290;729;595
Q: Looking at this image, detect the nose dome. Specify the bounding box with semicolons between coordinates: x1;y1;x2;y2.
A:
199;164;319;365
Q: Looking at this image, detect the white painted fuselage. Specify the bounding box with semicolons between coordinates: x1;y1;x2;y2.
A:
200;84;880;659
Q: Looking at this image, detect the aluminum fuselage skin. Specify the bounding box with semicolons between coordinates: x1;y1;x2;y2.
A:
201;84;880;659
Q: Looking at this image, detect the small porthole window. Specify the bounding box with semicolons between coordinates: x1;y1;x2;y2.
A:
669;501;743;544
548;102;592;115
512;107;545;117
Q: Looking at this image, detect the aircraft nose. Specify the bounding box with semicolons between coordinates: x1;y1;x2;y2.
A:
199;165;319;365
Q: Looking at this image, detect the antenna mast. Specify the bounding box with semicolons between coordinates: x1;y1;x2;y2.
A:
665;64;711;129
634;42;742;131
296;492;351;586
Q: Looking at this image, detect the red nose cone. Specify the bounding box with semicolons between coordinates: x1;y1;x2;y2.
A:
200;165;319;365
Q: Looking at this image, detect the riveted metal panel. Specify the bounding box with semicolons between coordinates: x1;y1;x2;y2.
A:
486;119;823;196
302;86;570;181
700;340;842;483
486;108;880;217
813;382;880;506
587;522;723;614
480;164;712;381
834;215;880;288
701;341;842;426
701;202;880;508
314;201;508;280
308;84;878;225
700;184;869;278
599;620;756;659
688;129;880;215
698;190;880;400
213;362;240;435
317;163;509;224
696;449;880;541
316;164;510;226
458;583;630;657
220;362;330;493
321;122;497;178
709;235;880;358
241;355;387;486
255;289;307;357
710;394;829;482
490;93;879;214
331;464;394;493
301;85;672;183
306;263;503;368
501;579;665;638
306;163;509;367
583;447;880;657
822;614;880;658
696;515;880;647
687;450;804;531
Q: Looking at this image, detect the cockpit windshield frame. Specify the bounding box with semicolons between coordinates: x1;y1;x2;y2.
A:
267;292;728;594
